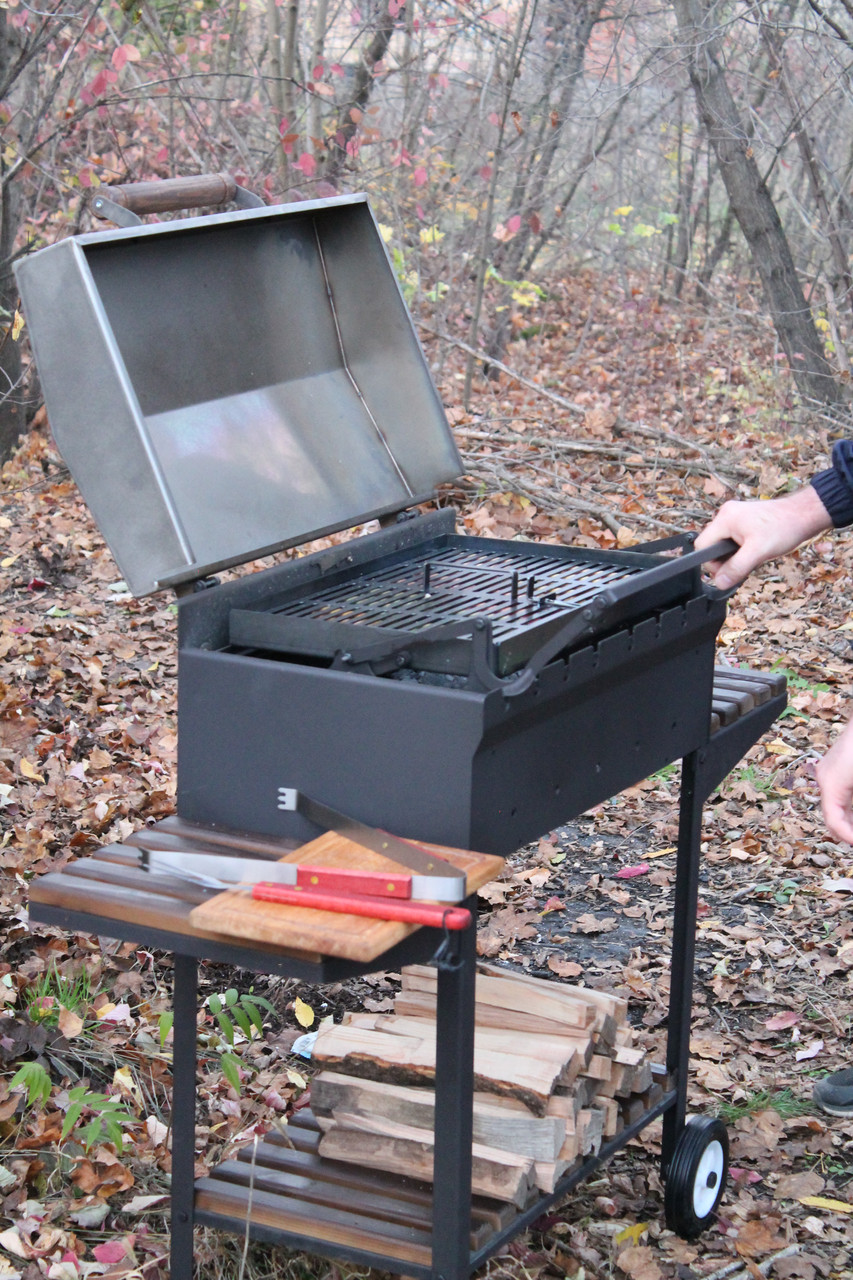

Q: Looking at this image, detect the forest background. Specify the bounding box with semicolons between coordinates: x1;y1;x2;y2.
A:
2;1;853;1279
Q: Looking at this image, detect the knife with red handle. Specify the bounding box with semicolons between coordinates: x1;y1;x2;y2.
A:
251;881;472;929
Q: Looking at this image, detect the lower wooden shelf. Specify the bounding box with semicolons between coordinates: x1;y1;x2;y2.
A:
193;1111;521;1267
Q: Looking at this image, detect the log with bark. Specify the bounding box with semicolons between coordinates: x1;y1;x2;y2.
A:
309;964;653;1199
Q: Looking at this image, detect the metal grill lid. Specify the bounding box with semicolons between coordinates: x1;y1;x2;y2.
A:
15;194;461;596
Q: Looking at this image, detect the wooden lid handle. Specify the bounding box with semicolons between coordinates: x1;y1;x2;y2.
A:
93;173;238;218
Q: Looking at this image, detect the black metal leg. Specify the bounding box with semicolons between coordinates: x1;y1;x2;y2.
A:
662;751;704;1172
170;953;199;1280
431;903;477;1280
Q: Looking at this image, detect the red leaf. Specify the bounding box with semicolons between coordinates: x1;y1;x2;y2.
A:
295;153;316;178
413;166;428;186
93;1241;131;1264
615;863;650;879
506;214;522;235
764;1011;799;1030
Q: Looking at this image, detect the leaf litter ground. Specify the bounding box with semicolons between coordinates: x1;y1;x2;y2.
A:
1;273;852;1280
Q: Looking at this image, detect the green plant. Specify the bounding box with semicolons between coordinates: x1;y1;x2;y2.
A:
752;878;799;904
649;762;679;783
726;763;778;796
206;988;273;1046
60;1085;135;1151
715;1088;811;1123
8;1063;135;1151
8;1060;52;1108
769;665;830;695
204;989;273;1096
23;964;94;1026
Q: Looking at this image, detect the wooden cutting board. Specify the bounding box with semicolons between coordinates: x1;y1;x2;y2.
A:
188;831;504;962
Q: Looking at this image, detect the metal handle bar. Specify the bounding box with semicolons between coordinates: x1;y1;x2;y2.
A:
486;538;738;698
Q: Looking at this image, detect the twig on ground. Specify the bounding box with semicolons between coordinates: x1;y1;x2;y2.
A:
701;1244;801;1280
422;324;753;485
454;458;681;534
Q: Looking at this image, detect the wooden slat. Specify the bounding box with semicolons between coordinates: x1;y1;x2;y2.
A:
61;858;209;905
714;667;785;699
129;816;300;858
29;866;322;964
233;1134;516;1232
194;1178;435;1267
203;1158;493;1249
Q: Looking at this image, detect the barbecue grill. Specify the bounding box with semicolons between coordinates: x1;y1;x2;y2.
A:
15;183;733;856
17;177;786;1272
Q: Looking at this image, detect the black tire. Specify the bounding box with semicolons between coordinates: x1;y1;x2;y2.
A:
664;1116;729;1240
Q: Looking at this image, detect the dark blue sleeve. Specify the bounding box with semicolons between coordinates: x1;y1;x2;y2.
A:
811;440;853;528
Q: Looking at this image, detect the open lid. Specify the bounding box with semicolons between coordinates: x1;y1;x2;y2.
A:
15;194;462;596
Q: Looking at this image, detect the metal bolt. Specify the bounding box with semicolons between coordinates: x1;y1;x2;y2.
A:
475;618;486;631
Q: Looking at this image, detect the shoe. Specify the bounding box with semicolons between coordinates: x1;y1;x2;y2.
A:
812;1068;853;1117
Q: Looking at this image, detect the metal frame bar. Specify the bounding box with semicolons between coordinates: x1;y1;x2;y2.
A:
432;907;476;1280
662;750;703;1167
170;955;198;1279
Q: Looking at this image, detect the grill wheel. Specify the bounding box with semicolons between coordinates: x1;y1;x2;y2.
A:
664;1116;729;1239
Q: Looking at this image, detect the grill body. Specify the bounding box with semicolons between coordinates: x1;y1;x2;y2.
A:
16;189;729;858
178;512;725;855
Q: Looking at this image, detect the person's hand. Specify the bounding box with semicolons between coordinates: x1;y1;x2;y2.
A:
816;717;853;845
695;486;832;590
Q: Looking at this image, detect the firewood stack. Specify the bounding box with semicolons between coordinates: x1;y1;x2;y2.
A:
309;963;660;1206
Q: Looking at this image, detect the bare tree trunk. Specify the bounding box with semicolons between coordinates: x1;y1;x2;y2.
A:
761;23;853;324
482;0;602;364
1;12;26;461
282;0;299;127
321;0;398;184
671;0;845;413
309;0;329;155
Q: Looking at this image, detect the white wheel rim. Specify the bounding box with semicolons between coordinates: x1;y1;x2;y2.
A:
692;1139;725;1219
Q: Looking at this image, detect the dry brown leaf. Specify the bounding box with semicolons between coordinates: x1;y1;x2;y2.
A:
775;1169;824;1200
57;1005;85;1038
616;1246;663;1280
734;1216;788;1256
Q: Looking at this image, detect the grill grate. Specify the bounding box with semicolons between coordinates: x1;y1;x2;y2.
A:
271;546;644;645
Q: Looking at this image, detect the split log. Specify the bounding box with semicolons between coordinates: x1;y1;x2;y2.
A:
340;1011;590;1085
317;1128;533;1208
401;965;595;1031
312;1022;566;1116
394;988;596;1039
344;1011;591;1066
475;962;627;1027
311;1072;566;1160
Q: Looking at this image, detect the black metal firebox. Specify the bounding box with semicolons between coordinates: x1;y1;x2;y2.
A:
176;507;727;855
